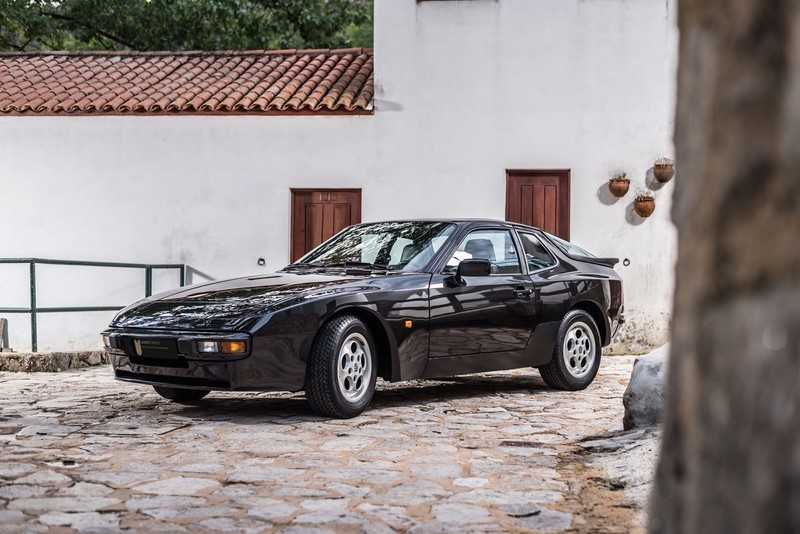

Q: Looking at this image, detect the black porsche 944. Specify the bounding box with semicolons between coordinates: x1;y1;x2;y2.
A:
103;220;624;418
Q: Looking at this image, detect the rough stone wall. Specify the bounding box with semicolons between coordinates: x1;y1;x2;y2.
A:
650;0;800;532
0;351;109;372
606;312;672;355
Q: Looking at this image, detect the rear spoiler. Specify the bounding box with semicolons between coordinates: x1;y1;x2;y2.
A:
581;257;619;268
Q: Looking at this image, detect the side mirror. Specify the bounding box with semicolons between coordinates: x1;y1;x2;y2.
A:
448;259;491;286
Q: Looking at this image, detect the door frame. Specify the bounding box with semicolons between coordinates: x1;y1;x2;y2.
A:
289;188;362;262
505;169;571;240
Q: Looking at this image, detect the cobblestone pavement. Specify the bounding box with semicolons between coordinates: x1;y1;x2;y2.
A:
0;355;640;533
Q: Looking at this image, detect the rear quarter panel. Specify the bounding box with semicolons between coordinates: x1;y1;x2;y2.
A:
541;256;622;346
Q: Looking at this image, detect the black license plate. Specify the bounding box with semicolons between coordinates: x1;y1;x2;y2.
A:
129;338;178;359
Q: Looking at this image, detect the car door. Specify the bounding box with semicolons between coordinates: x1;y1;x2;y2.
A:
517;230;572;333
428;227;537;358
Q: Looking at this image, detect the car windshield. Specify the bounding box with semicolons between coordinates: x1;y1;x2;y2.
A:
543;232;597;259
290;221;457;272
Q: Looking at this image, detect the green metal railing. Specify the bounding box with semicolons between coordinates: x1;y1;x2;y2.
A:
0;258;185;352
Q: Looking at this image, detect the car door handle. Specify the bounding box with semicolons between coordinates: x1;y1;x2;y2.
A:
515;287;533;298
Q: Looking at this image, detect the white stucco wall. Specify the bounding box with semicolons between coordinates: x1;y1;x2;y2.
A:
0;0;678;352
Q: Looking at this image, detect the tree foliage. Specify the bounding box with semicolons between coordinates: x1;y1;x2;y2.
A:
0;0;373;52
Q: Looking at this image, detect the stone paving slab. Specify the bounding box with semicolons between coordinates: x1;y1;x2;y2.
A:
0;355;640;533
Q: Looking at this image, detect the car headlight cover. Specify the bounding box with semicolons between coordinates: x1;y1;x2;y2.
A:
220;341;247;354
196;340;248;354
197;341;219;353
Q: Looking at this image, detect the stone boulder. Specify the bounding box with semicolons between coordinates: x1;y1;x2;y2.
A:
622;344;669;430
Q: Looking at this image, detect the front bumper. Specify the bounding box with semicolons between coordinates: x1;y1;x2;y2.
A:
106;328;312;392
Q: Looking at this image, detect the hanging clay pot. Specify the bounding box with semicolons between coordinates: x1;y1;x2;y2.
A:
608;178;630;198
634;196;656;218
653;163;675;183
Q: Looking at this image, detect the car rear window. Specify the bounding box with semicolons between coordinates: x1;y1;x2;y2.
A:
543;232;597;259
518;232;558;271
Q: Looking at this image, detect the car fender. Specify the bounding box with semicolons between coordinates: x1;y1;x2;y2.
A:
323;303;402;382
253;290;409;383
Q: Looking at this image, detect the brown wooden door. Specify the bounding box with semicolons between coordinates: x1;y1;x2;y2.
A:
506;170;570;239
291;189;362;262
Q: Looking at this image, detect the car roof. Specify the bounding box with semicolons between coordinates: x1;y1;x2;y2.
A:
355;218;543;232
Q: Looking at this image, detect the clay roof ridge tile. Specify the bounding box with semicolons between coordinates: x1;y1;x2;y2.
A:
101;77;145;111
234;56;284;110
72;62;122;110
118;85;151;111
186;56;242;109
42;88;73;110
142;60;196;108
320;56;358;109
312;55;352;105
233;58;280;109
353;73;374;108
283;69;323;108
198;96;221;111
63;92;89;112
257;56;301;108
339;55;372;101
334;58;372;111
16;100;36;112
288;54;339;108
166;94;191;112
114;56;188;112
223;61;266;108
188;86;217;110
274;55;317;108
4;102;21;112
178;78;213;110
205;77;240;109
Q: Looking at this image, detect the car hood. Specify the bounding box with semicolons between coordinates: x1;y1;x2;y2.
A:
110;272;376;331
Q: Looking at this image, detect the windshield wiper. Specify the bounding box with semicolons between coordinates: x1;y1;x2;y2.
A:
283;261;389;272
282;262;326;271
323;261;389;271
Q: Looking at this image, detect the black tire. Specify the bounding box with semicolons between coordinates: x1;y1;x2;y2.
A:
152;385;209;402
305;315;377;419
539;309;602;391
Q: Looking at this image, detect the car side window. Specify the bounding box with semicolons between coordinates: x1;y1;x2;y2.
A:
518;232;558;271
446;229;522;275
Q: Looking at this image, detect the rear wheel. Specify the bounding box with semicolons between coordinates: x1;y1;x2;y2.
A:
539;309;601;390
306;315;377;418
152;385;209;402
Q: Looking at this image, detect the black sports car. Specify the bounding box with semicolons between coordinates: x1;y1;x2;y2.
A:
103;220;624;418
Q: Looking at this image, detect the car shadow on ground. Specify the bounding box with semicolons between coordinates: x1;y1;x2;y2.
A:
371;374;551;409
146;374;552;422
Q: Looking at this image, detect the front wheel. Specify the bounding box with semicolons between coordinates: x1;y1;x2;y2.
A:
539;309;602;390
152;385;209;402
306;315;377;419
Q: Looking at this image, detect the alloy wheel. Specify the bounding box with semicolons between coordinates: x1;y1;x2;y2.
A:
562;321;596;379
336;332;373;402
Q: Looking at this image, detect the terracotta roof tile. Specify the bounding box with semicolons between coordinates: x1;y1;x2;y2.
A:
0;49;374;114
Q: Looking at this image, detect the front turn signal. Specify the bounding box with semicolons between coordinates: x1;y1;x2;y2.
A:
220;341;247;354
